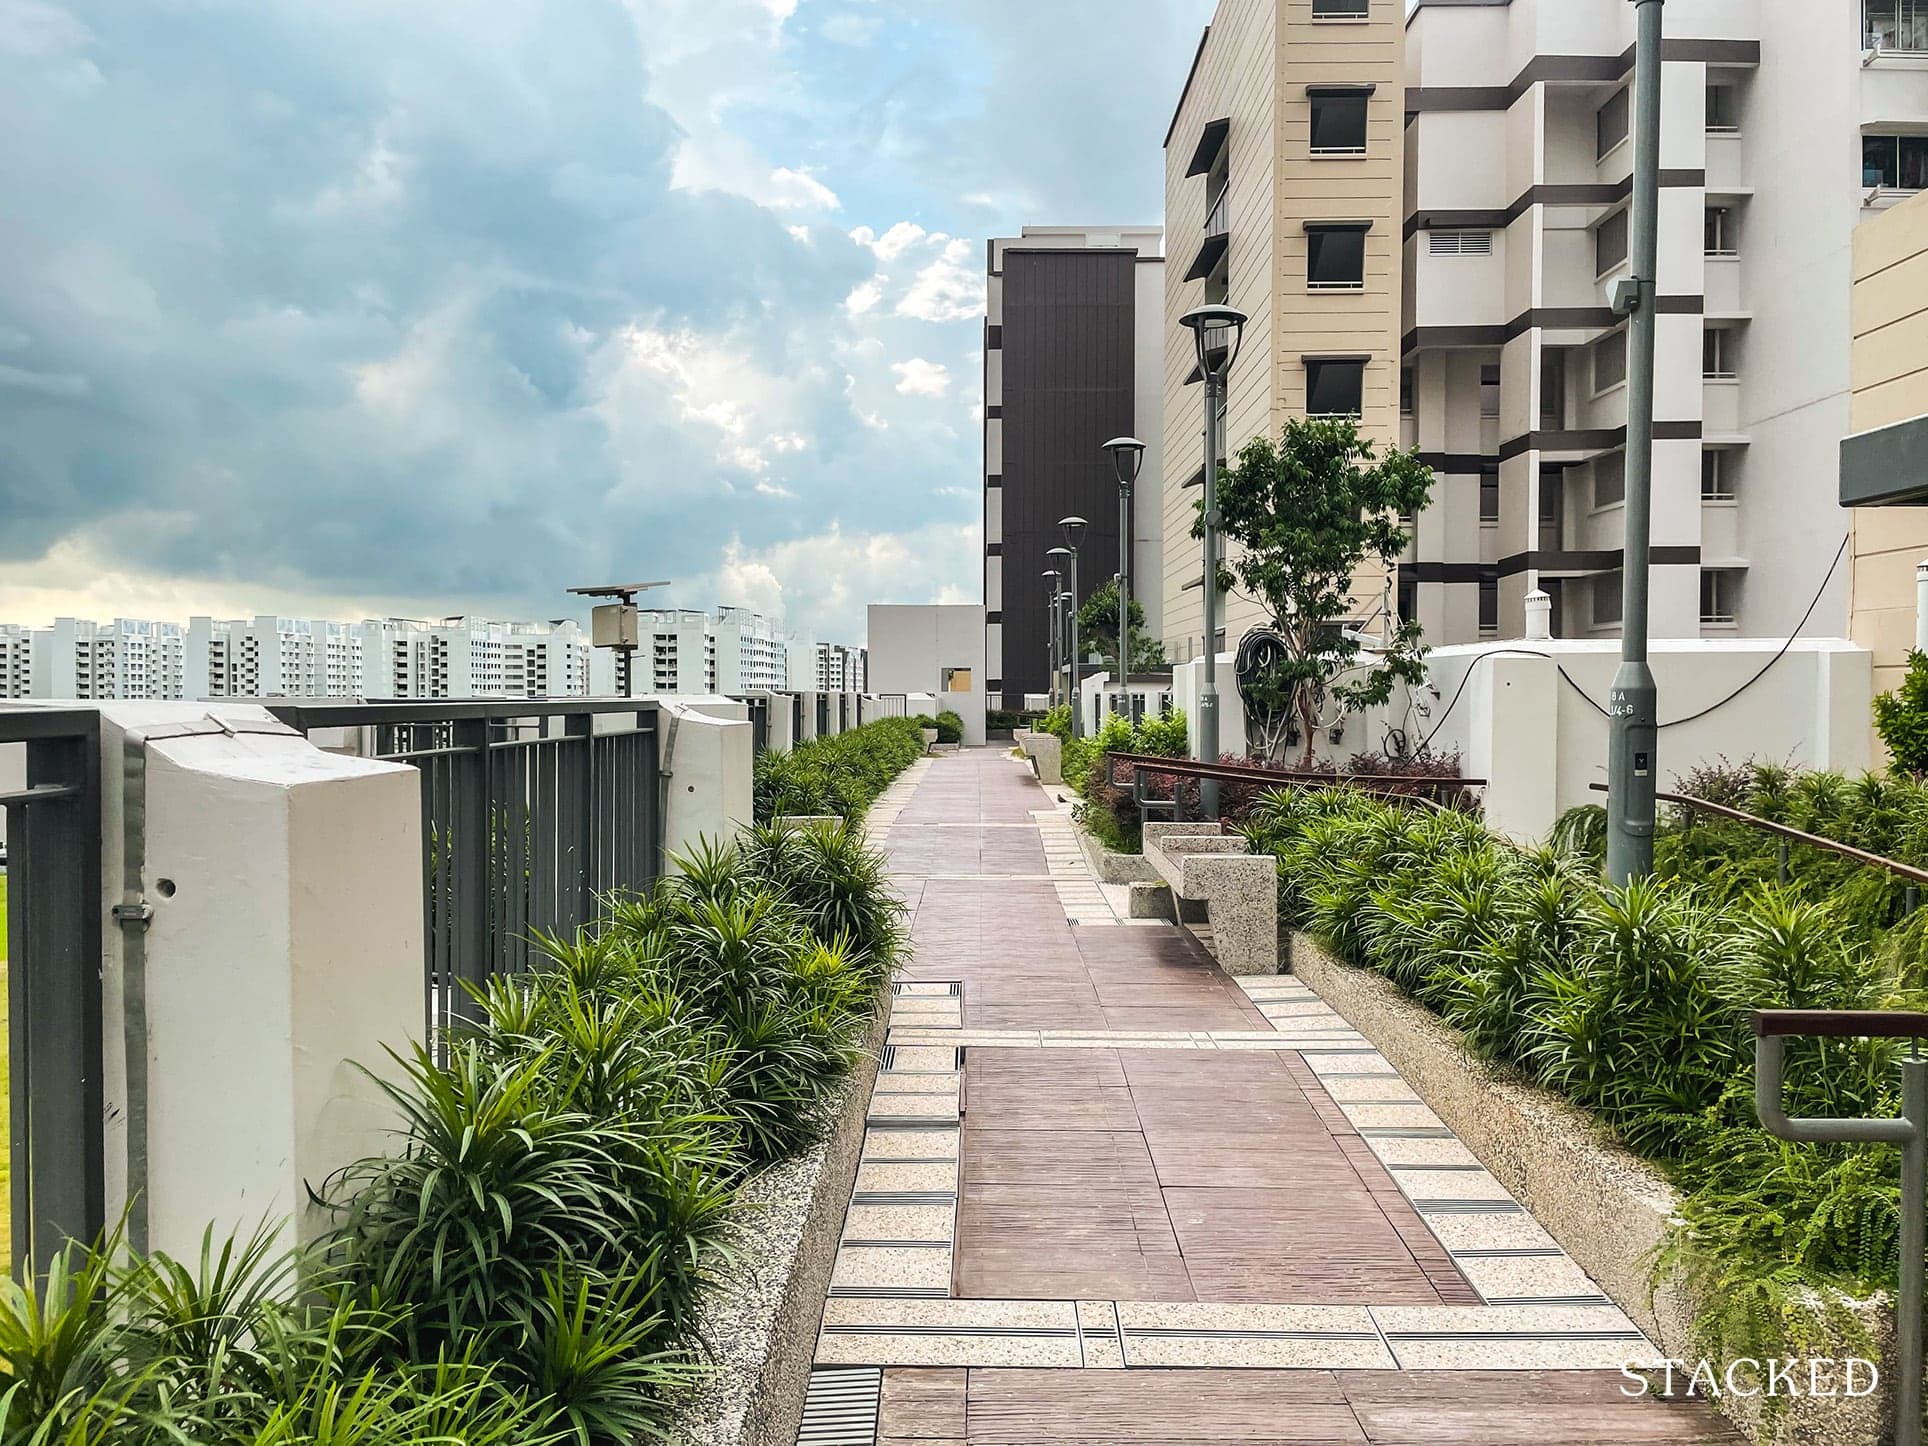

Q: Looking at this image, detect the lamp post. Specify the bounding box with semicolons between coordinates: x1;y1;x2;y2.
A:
1178;304;1249;818
1047;543;1077;734
1104;437;1147;723
1606;0;1664;885
567;580;670;697
1060;519;1088;734
1042;569;1062;707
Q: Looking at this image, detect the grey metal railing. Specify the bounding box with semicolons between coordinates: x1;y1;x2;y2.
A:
0;708;105;1272
1755;1009;1928;1446
266;700;662;1045
735;695;770;754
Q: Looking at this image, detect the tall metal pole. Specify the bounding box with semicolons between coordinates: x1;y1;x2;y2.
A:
1045;578;1061;708
1200;383;1223;817
1068;547;1082;738
1119;483;1132;715
1607;0;1664;885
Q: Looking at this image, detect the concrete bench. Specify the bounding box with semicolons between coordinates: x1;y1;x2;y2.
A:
1014;729;1062;785
1142;822;1279;975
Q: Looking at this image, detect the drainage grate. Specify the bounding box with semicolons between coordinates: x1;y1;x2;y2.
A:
797;1365;881;1446
892;981;962;996
827;1284;950;1299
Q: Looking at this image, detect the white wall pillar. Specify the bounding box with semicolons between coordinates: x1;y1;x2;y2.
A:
1914;559;1928;653
1468;654;1559;843
657;700;754;857
99;704;422;1259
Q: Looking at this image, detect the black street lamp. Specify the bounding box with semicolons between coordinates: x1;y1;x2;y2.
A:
1103;437;1146;718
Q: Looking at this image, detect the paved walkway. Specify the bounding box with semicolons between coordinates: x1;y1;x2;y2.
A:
799;749;1739;1445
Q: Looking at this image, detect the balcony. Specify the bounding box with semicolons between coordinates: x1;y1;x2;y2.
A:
1205;182;1229;239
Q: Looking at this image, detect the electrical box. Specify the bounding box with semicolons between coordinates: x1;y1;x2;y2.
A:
591;603;639;649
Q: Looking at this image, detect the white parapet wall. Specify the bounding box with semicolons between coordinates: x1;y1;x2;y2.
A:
94;703;422;1259
1174;636;1873;844
655;697;754;859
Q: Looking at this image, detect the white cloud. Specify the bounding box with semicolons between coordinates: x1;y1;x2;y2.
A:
754;479;796;498
820;12;881;45
843;278;884;315
891;358;950;397
897;238;981;323
766;165;840;211
863;220;929;263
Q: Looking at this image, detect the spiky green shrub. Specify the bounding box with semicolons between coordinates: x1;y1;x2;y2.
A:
753;718;924;823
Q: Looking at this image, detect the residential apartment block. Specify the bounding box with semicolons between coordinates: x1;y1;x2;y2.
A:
638;606;791;695
1399;0;1928;644
0;614;594;701
1160;0;1407;661
816;641;868;694
983;226;1166;712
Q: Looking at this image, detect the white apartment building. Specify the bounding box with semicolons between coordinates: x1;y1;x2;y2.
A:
358;617;592;700
639;607;789;695
1;625;33;699
186;616;362;698
24;618;185;700
1401;0;1928;643
816;641;868;693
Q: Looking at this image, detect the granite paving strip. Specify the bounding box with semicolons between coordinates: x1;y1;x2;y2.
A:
799;750;1737;1443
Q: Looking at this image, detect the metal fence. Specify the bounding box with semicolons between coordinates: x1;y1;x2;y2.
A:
0;708;105;1272
877;694;909;719
267;701;663;1045
735;695;770;754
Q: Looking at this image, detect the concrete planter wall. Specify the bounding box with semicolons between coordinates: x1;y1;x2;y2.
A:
676;997;888;1446
1289;932;1893;1446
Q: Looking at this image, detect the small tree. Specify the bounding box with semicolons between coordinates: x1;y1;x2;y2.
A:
1201;417;1435;768
1076;579;1168;672
1875;649;1928;776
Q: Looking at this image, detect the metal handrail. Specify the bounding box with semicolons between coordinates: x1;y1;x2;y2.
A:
1105;750;1480;793
1754;1009;1928;1446
1587;783;1928;889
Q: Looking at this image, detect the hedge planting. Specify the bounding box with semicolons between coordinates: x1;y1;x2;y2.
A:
1;821;903;1446
1242;785;1926;1375
753;716;925;824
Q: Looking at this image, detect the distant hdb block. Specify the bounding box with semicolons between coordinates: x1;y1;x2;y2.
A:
591;604;639;649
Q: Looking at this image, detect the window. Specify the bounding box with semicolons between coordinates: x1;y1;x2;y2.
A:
1700;571;1737;625
1306;223;1368;288
1205;143;1230;237
1701;448;1735;500
1397;574;1418;624
1864;134;1928;190
1706;83;1740;133
1704;207;1737;257
1541;348;1568;429
1400;365;1414;416
1309;90;1370;155
1867;0;1928;51
1539;471;1564;545
1594;571;1624;627
1703;326;1735;380
1479;466;1500;522
1593;451;1626;509
1306;358;1365;416
1597;87;1631;159
1429;229;1492;256
1479;571;1499;635
1591;330;1627;393
1313;0;1370;14
1479;364;1501;418
942;667;973;692
1595;208;1629;275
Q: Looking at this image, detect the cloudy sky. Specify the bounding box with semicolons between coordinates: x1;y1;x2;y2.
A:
0;0;1211;645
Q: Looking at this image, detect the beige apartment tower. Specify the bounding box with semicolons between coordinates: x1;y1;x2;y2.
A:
1160;0;1406;662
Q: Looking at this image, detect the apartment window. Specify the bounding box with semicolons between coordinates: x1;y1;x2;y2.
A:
1864;134;1928;190
1700;570;1738;625
1479;570;1499;636
1595;208;1630;276
1479;466;1500;522
1313;0;1370;15
1594;571;1624;627
1706;83;1740;133
1703;326;1735;380
1597;87;1631;159
1400;365;1414;417
1591;329;1627;393
1429;229;1492;256
1704;206;1738;257
1701;448;1736;500
1593;451;1626;509
1309;89;1370;155
1306;358;1365;416
1541;348;1568;429
1306;222;1368;289
1397;574;1418;624
1205;142;1230;238
1867;0;1928;51
1479;365;1501;418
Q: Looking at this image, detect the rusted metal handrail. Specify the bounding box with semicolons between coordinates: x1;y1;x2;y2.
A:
1105;750;1480;791
1587;782;1928;889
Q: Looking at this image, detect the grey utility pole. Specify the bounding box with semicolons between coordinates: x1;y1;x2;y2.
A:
1179;305;1248;818
1606;0;1664;884
1106;438;1147;724
1042;570;1062;707
1063;519;1087;736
